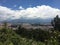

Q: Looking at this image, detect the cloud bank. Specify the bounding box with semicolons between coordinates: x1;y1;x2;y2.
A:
0;5;60;21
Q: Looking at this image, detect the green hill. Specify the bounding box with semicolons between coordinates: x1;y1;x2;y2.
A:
0;28;45;45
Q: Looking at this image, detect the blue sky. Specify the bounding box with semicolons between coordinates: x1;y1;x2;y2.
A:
0;0;60;9
0;0;60;21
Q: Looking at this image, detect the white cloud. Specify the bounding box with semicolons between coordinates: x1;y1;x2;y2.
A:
19;6;24;10
0;6;15;20
0;5;60;21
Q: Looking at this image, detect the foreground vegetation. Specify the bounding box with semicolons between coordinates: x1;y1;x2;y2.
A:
0;15;60;45
16;26;60;45
0;26;60;45
0;27;45;45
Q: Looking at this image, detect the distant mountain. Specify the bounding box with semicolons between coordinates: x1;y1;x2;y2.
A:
6;18;53;24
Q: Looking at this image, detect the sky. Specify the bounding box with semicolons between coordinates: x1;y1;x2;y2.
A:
0;0;60;21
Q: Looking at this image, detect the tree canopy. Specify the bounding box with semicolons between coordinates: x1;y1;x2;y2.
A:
51;15;60;31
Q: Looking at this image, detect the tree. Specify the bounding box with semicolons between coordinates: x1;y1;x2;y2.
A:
51;15;60;31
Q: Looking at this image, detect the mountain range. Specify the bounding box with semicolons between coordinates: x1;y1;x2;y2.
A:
5;18;53;25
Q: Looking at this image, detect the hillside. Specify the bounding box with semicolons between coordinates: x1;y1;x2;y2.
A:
0;22;60;45
0;27;45;45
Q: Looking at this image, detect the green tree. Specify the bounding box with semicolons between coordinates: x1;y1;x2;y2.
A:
51;15;60;31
